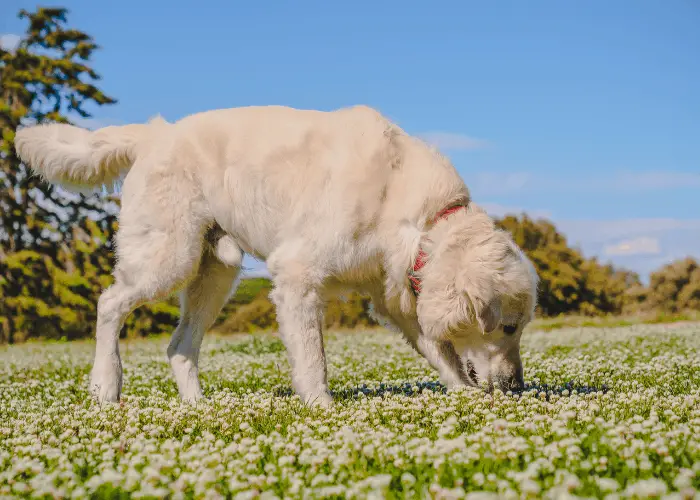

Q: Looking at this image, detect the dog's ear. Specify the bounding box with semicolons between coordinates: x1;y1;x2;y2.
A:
473;297;502;334
457;262;502;334
417;283;471;339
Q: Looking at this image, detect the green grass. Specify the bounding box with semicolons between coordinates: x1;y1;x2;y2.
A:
0;323;699;498
529;310;700;332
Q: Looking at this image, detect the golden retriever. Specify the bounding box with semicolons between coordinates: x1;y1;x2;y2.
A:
15;105;538;406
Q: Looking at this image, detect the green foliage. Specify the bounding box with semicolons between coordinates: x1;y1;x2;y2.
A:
496;215;584;315
230;277;273;305
495;214;643;317
214;280;379;334
216;295;279;334
324;293;377;330
0;250;91;341
644;257;700;313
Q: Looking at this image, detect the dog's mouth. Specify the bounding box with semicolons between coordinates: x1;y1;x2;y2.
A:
464;358;525;393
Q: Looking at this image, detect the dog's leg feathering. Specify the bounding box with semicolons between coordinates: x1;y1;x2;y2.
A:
269;256;331;407
90;285;128;403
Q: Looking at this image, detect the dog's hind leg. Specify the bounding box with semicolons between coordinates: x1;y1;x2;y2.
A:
89;175;210;404
167;242;242;402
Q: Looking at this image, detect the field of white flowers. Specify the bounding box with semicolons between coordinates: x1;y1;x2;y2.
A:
1;322;699;499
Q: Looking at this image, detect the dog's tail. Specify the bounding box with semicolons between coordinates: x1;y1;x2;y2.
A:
14;117;168;192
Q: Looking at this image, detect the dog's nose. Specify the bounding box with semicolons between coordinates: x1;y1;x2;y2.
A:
496;374;525;393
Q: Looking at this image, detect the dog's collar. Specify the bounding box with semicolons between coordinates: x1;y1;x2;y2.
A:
408;203;467;296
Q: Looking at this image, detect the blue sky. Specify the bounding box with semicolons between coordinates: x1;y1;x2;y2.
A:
3;0;699;280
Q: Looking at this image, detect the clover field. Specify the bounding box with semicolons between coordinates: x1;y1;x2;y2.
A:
1;322;699;499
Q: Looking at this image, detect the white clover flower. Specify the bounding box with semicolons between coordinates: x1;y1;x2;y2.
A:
2;324;700;498
625;478;668;498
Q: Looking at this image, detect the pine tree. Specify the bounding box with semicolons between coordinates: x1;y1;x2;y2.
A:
0;7;178;343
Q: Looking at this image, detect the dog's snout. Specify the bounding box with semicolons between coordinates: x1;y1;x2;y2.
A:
492;347;524;393
458;340;526;393
495;373;525;393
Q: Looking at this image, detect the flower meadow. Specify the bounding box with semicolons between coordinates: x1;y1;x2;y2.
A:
1;323;699;499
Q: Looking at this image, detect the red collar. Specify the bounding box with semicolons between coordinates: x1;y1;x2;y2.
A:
408;204;467;296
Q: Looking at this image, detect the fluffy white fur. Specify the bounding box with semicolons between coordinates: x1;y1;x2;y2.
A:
15;105;538;406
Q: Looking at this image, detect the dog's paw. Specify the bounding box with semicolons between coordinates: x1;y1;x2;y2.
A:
89;378;121;404
303;392;334;408
181;390;207;405
89;360;122;404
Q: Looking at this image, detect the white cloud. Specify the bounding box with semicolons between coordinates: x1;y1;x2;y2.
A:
558;218;700;243
418;132;488;151
604;237;660;256
0;33;21;52
555;218;700;280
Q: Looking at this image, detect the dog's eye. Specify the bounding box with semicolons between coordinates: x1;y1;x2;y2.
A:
503;324;517;335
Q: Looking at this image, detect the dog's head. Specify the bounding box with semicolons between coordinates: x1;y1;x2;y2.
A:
416;204;538;392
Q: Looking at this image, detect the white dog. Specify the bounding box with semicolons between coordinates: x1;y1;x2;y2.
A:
15;105;538;406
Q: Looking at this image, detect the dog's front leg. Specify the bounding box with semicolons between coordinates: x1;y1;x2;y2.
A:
380;308;475;390
414;335;476;390
270;272;332;407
